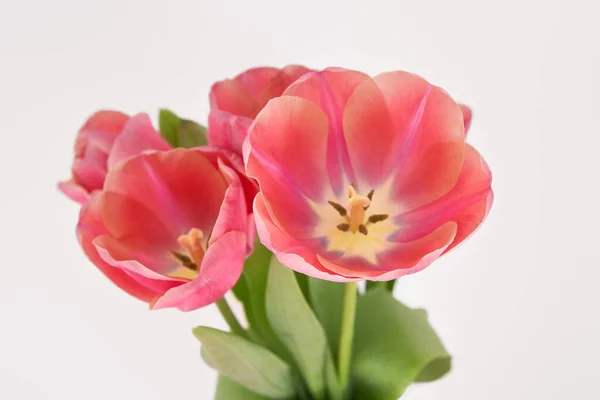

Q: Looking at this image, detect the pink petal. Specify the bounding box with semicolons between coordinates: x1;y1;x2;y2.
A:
245;96;328;238
103;149;228;235
107;113;171;168
207;109;252;155
371;71;465;210
94;234;181;283
208;159;250;246
100;191;178;261
284;68;370;194
210;65;311;119
77;110;130;153
459;104;472;136
342;76;395;187
71;158;106;192
76;194;163;303
254;193;360;283
151;230;247;311
395;144;493;253
58;180;91;204
314;222;457;280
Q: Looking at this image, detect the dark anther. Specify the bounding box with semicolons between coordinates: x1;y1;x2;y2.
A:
171;251;197;270
328;201;347;216
337;223;350;232
364;189;375;210
358;224;369;235
367;189;374;200
368;214;389;224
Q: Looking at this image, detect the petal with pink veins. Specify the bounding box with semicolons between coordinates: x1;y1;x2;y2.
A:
372;71;465;210
207;110;252;155
394;144;493;253
104;149;228;234
108;113;171;168
284;69;370;193
76;194;165;303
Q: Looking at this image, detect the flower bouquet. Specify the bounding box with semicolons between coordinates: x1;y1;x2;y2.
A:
59;66;493;399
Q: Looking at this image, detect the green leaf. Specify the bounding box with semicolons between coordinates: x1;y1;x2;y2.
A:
179;119;208;147
233;238;288;358
351;289;451;399
308;279;344;360
158;109;180;147
193;326;295;399
265;259;335;400
366;280;396;293
158;109;207;148
215;375;271;400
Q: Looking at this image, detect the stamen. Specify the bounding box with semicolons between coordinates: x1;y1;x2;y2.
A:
364;189;375;210
337;223;350;232
328;201;347;217
176;228;206;268
368;214;389;224
171;251;197;270
347;186;370;233
358;224;368;235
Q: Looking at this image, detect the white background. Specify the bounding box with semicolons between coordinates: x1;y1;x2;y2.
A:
1;0;598;399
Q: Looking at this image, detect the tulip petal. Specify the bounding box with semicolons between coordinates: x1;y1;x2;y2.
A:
211;66;311;119
371;72;465;211
254;193;361;282
151;230;247;311
284;68;370;193
104;149;228;234
58;180;92;204
76;194;164;303
394;144;493;253
343;76;396;187
459;104;472;136
315;222;456;280
209;159;249;246
71;156;107;193
100;191;178;262
108;113;171;168
207;110;252;155
246;96;328;238
78;110;130;152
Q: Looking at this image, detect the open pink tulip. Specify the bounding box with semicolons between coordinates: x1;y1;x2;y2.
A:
207;65;311;155
76;115;254;311
244;68;493;282
59;111;130;204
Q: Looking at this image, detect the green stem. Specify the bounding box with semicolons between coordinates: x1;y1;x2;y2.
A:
216;297;246;338
337;282;358;393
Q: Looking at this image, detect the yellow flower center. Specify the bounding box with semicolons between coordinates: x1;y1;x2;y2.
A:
311;181;400;264
170;228;206;280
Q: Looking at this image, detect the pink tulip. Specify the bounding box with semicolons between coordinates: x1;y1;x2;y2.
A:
207;65;311;155
76;115;255;310
244;68;493;282
58;111;171;204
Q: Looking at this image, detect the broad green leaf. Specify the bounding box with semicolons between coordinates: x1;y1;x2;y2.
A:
294;272;311;305
366;280;396;292
265;259;333;400
158;109;180;147
233;239;288;357
215;375;271;400
308;279;344;360
193;326;295;399
178;119;208;147
158;109;207;148
351;290;451;399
